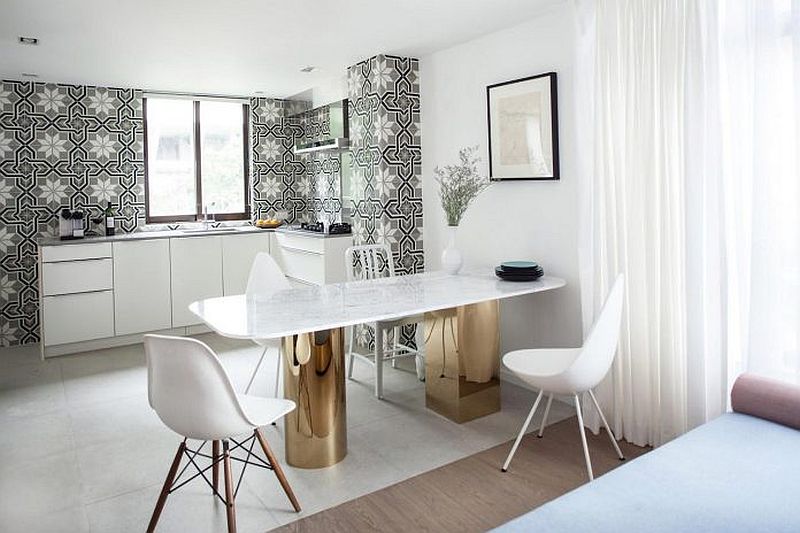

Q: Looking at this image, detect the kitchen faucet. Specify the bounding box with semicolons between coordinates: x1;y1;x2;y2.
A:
202;202;215;230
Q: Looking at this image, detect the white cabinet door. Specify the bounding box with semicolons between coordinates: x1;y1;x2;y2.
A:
170;236;223;327
42;290;114;345
221;233;270;295
113;239;172;335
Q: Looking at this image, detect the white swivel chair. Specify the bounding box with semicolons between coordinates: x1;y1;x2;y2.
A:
345;244;425;399
243;252;291;396
501;275;626;480
144;334;300;533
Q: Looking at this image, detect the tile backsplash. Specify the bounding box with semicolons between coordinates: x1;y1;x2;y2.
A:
0;81;301;346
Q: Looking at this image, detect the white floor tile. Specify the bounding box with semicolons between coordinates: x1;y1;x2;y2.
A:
0;334;554;532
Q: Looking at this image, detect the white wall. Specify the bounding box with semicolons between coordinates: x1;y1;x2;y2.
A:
420;1;583;351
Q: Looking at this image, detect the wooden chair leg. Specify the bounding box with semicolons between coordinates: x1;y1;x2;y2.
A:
222;440;237;533
212;440;220;494
254;428;301;512
147;440;186;533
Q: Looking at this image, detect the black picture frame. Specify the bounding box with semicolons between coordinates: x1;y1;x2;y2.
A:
486;72;560;181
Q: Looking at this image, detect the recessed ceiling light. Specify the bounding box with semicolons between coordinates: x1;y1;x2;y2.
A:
18;36;39;45
300;66;317;73
21;72;39;78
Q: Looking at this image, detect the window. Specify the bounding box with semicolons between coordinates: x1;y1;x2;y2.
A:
143;96;249;222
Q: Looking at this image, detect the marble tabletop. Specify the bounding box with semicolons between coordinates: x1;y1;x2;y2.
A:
190;270;566;340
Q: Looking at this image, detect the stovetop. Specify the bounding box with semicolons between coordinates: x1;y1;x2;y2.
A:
296;221;352;235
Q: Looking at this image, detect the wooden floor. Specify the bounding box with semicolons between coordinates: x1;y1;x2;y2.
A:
274;417;649;532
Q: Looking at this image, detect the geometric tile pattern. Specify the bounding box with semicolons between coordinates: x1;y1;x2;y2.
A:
0;80;144;346
250;97;307;222
347;55;424;346
289;104;342;223
347;55;424;276
1;81;302;347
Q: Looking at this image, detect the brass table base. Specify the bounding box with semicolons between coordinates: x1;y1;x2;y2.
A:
282;328;347;468
424;300;501;423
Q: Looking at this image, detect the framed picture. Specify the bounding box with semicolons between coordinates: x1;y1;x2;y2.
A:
486;72;559;180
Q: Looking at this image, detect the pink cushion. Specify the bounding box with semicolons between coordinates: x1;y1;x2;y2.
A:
731;373;800;430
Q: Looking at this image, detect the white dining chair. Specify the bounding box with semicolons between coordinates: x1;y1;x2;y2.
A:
501;275;626;480
244;252;291;397
144;334;300;533
345;243;425;399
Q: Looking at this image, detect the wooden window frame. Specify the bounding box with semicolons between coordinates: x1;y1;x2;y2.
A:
143;97;251;224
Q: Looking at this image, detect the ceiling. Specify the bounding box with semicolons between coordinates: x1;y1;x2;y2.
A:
0;0;558;98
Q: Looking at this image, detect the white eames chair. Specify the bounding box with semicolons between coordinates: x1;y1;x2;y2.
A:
344;244;425;399
501;275;626;480
144;334;300;533
244;252;291;397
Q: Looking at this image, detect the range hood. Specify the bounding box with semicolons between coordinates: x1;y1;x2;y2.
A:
290;99;349;155
293;137;349;154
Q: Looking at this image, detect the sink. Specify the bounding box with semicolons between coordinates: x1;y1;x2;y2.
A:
180;227;239;234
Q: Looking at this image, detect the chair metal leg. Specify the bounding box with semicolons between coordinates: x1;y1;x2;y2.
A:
414;323;425;381
538;394;554;438
574;394;594;481
222;440;237;533
374;325;384;399
502;389;544;472
147;439;186;533
255;428;301;512
347;326;356;380
588;389;625;460
391;327;398;368
212;440;220;494
245;345;270;395
273;347;282;399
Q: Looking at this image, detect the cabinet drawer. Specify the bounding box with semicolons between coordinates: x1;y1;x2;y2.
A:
42;290;115;345
42;258;113;296
275;232;325;254
281;248;325;285
41;243;112;263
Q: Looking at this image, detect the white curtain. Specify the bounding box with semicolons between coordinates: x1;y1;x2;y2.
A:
575;0;800;447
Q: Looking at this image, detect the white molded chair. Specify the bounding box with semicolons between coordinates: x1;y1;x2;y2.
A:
345;244;425;399
144;334;300;533
501;275;626;480
244;252;291;397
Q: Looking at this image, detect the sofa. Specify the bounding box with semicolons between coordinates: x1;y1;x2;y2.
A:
495;374;800;532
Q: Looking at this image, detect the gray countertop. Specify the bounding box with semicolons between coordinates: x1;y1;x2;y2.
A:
38;225;352;247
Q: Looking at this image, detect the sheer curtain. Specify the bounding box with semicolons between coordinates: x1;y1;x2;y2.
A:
575;0;799;447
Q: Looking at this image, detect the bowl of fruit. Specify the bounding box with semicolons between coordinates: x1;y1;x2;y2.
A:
255;217;283;229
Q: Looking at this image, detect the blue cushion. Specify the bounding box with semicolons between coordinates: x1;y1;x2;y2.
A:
495;413;800;532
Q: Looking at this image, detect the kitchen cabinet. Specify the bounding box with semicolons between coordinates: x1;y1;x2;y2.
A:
113;239;172;335
221;232;270;295
272;232;351;285
170;235;224;327
42;291;114;345
41;258;113;296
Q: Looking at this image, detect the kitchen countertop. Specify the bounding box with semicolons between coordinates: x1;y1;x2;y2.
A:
38;225;353;247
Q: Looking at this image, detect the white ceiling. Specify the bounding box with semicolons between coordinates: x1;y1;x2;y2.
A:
0;0;558;98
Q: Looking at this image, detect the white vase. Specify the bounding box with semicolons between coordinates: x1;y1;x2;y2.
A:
441;225;463;274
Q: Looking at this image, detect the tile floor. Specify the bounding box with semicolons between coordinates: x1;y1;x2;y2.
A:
0;334;572;533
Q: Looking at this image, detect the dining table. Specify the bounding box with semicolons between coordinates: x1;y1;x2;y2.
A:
190;269;566;468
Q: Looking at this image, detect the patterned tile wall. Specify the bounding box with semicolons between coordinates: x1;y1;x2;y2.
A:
347;54;423;275
289;104;343;223
0;81;301;347
250;97;306;221
347;54;424;347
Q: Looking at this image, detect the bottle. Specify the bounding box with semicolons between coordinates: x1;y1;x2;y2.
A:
104;202;115;236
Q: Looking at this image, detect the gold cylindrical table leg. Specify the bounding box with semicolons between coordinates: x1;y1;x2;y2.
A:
424;300;501;423
282;328;347;468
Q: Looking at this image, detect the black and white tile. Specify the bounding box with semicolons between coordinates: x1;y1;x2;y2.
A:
347;55;424;346
0;81;301;347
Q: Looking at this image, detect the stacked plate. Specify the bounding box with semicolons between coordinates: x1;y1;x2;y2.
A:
494;261;544;282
